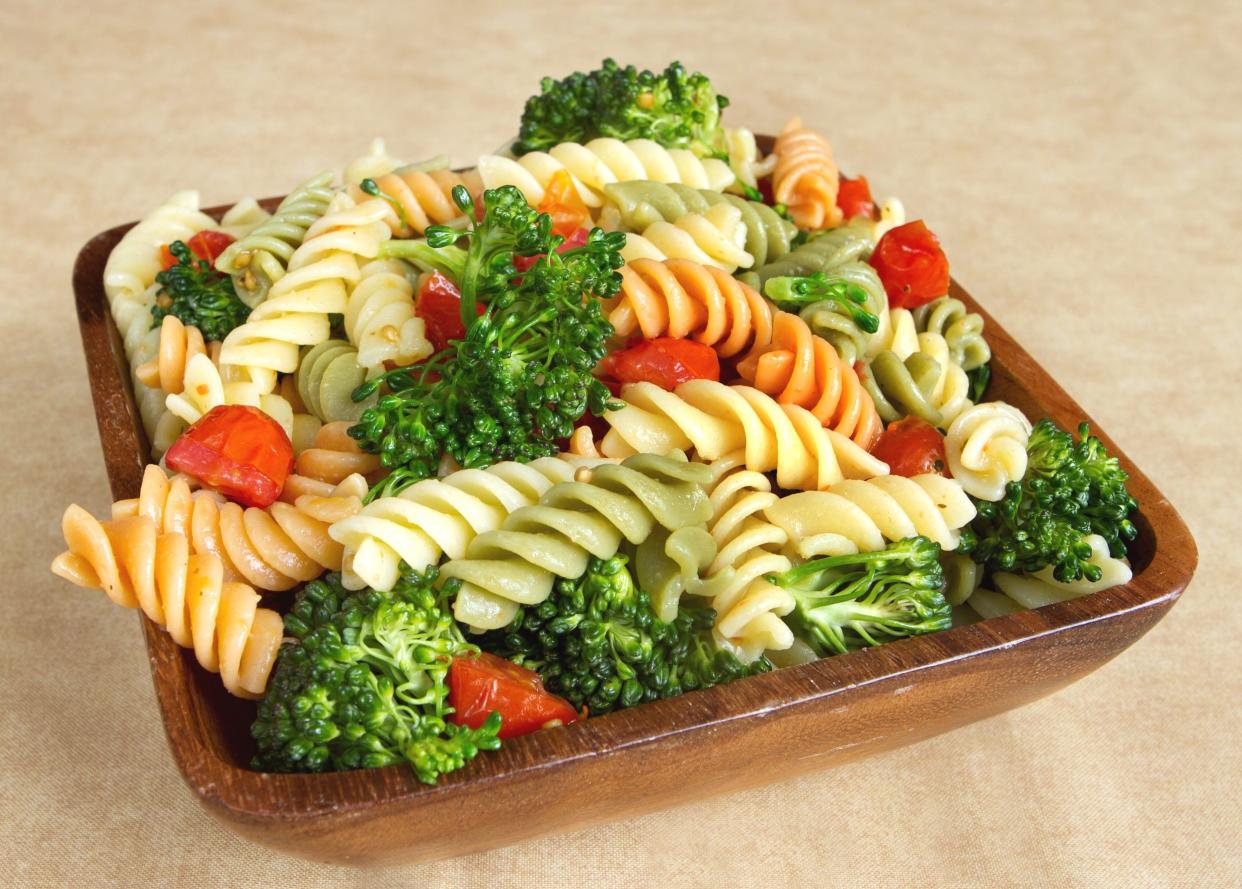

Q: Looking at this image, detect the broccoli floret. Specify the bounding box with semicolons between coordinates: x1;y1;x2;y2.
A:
770;537;950;656
959;419;1138;582
251;567;501;784
485;554;766;715
515;59;729;158
151;240;249;342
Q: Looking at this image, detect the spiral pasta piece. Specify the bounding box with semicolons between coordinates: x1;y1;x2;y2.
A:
584;380;889;491
863;331;974;429
110;464;367;593
219;193;391;389
135;315;215;394
350;166;481;237
691;461;795;661
103;192;220;445
964;535;1132;619
328;456;585;592
295;340;373;423
763;473;976;558
443;453;713;631
772;118;843;231
735;311;882;448
51;508;281;698
214;172;335;308
944;402;1032;501
723;127;776;192
343;259;432;370
477;138;735;209
603;181;795;267
912;296;991;371
606;258;775;360
294;420;384;485
619;203;754;272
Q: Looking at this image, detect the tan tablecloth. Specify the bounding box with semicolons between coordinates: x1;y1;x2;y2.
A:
3;1;1238;886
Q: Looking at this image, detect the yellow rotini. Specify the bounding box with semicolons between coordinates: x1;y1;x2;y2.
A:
722;127;776;193
51;508;281;698
477;137;735;208
771;118;843;231
110;464;368;593
343;259;433;370
691;460;795;661
944;402;1032;501
328;456;587;593
762;474;977;558
616;202;754;272
443;453;714;631
570;380;889;491
964;535;1132;619
219;192;392;393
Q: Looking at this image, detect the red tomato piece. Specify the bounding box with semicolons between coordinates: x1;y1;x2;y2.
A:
165;404;294;508
449;652;579;740
159;230;236;270
536;169;591;238
837;175;877;221
599;337;721;391
757;175;775;206
415;272;480;354
870;416;951;477
869;220;950;309
512;226;591;274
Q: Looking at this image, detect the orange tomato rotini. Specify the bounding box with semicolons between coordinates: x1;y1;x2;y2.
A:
736;311;882;449
294;420;384;485
772;117;843;231
350;167;483;237
51;508;282;698
134;315;221;394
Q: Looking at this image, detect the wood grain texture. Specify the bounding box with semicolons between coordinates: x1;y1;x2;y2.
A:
70;149;1196;866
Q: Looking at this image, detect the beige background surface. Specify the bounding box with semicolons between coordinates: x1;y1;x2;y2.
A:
2;1;1239;886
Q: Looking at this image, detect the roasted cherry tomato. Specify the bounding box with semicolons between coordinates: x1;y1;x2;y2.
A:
536;169;591;238
415;272;480;353
869;220;950;309
837;175;877;221
165;404;294;508
870;416;950;477
159;230;236;270
512;226;591;273
599;337;720;391
449;652;579;740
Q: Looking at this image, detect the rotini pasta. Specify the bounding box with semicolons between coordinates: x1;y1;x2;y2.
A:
944;402;1032;501
135;315;215;394
343;259;433;370
602;180;795;267
964;535;1132;619
350;164;481;237
763;473;976;558
214;172;335;308
863;331;974;429
295;340;371;423
912;296;991;371
51;508;281;698
110;464;367;593
691;461;795;661
722;126;776;192
477;137;735;208
443;453;713;630
617;202;754;272
219;193;391;391
293;421;384;485
771;118;843;231
579;380;889;491
735;310;882;448
328;456;585;592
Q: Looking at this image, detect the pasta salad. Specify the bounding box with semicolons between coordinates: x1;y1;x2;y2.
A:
53;59;1138;785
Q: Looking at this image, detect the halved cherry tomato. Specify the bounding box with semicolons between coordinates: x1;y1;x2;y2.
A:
837;175;877;221
512;226;591;274
159;230;236;271
869;220;950;309
415;272;480;353
870;416;950;477
599;337;720;391
536;169;591;238
449;652;579;740
165;404;294;508
757;175;775;207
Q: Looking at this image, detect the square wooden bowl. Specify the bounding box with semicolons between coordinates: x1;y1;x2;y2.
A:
71;172;1196;866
